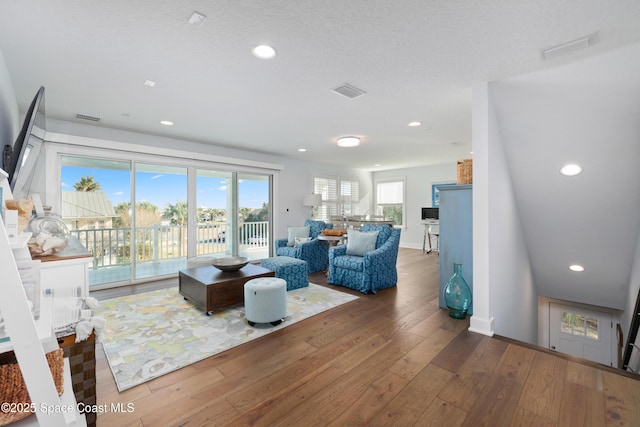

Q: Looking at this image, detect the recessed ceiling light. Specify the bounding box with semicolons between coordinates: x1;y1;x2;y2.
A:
337;136;360;148
569;264;585;272
560;163;582;176
374;164;381;167
298;148;307;152
144;79;156;87
160;120;174;126
252;45;276;59
408;121;422;127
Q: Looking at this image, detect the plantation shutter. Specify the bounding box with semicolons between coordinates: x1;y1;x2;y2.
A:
314;177;337;220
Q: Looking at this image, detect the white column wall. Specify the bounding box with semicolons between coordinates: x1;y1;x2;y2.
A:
471;81;538;343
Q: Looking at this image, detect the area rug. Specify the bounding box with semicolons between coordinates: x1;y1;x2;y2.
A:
97;283;358;391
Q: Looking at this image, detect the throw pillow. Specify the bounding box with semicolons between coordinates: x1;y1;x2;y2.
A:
287;226;310;247
346;229;379;256
294;237;311;248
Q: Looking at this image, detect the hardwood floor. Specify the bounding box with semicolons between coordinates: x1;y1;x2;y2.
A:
93;248;640;426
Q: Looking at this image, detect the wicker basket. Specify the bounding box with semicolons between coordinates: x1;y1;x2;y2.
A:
0;349;64;426
457;159;473;184
322;229;347;236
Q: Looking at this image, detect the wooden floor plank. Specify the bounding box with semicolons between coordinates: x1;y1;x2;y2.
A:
517;351;567;423
558;382;605;427
91;248;640;426
602;370;640;425
369;364;454;426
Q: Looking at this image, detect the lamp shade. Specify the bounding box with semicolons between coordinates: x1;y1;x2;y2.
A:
303;194;322;207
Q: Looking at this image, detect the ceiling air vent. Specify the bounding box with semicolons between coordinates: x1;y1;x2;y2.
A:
332;83;366;99
75;113;101;122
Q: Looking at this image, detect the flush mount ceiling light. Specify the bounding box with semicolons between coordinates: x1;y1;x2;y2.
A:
337;136;360;148
569;264;585;272
408;121;422;127
252;45;276;59
298;148;307;152
160;120;174;126
144;79;156;87
560;163;582;176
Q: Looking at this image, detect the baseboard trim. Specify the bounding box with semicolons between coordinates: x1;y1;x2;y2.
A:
469;315;495;337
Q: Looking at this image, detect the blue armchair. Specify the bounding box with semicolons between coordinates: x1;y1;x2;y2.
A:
328;224;401;294
274;220;333;273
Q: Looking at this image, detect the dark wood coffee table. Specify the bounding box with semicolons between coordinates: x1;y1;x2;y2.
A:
179;263;274;315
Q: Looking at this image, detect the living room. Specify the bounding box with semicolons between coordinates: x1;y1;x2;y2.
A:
1;1;640;425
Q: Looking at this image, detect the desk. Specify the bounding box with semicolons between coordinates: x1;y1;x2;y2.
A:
422;220;439;253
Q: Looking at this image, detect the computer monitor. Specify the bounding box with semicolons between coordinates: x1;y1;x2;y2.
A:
421;207;439;220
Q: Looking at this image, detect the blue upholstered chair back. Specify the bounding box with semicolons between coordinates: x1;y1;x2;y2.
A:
359;224;393;249
305;219;333;237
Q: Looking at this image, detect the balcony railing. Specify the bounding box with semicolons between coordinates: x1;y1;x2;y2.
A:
69;221;269;270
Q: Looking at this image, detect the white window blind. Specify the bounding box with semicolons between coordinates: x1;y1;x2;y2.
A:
377;181;403;204
376;179;404;225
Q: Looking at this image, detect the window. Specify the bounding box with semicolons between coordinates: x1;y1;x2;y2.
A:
340;180;359;217
561;311;599;340
376;179;404;226
61;154;273;289
313;177;360;221
314;177;337;221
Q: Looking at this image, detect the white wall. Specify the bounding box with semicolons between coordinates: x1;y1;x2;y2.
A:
486;83;537;343
0;49;18;153
372;164;456;249
471;81;538;344
44;118;370;241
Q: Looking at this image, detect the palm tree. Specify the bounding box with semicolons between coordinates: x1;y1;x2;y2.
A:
74;176;102;192
162;201;188;225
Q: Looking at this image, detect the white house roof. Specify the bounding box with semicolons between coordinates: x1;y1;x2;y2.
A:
62;191;116;219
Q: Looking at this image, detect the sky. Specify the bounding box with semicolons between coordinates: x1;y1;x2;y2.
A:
61;166;269;211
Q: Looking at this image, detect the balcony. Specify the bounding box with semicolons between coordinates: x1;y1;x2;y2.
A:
69;221;270;287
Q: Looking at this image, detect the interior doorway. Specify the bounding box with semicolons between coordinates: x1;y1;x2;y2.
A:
549;302;613;366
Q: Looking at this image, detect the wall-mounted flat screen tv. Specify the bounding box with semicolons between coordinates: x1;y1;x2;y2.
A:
421;207;439;220
7;86;46;199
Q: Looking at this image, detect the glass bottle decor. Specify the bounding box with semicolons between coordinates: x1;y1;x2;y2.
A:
27;207;69;256
444;263;472;319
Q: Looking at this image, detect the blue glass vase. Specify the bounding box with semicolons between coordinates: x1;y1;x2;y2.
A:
444;263;472;319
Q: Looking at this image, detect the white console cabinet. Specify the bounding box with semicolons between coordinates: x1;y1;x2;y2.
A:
40;255;92;296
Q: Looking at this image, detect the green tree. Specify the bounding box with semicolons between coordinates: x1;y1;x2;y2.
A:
245;202;269;222
74;176;102;192
113;201;160;228
163;201;188;225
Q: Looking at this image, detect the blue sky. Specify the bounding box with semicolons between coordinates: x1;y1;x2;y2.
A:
61;167;268;210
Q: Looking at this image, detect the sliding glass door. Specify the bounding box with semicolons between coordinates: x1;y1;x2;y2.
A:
134;163;187;280
238;173;271;261
195;169;232;258
61;156;132;286
61;155;273;289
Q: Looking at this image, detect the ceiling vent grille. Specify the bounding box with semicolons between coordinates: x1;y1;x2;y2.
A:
332;83;366;99
75;113;101;122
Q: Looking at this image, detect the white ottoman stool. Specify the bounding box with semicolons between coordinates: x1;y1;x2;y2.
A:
244;277;287;326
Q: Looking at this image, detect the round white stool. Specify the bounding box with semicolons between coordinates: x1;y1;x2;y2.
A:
244;277;287;326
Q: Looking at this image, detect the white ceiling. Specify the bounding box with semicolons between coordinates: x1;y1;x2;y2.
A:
1;1;640;310
0;0;639;171
491;42;640;309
